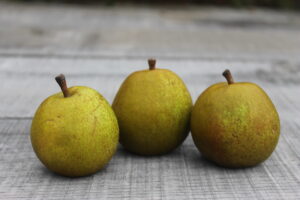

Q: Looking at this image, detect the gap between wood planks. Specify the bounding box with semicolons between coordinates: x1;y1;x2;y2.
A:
0;117;33;120
0;51;291;64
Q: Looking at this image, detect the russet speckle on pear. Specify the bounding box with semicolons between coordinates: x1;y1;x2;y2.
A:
191;70;280;168
112;59;193;156
31;74;119;177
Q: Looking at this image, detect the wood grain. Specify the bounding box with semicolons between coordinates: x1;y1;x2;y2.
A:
0;118;299;199
0;57;299;119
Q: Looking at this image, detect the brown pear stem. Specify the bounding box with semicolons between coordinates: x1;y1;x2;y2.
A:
222;69;234;85
148;59;156;70
55;74;70;97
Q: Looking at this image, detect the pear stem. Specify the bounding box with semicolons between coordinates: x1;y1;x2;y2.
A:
148;59;156;70
222;69;234;85
55;74;70;98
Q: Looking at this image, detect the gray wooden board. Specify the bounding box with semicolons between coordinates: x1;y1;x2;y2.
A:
0;57;299;119
0;2;300;199
0;118;299;200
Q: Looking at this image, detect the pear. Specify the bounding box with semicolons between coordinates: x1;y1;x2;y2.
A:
31;74;119;177
112;59;192;156
191;70;280;168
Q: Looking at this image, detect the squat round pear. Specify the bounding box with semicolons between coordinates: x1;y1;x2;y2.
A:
113;59;193;156
31;74;119;177
191;70;280;168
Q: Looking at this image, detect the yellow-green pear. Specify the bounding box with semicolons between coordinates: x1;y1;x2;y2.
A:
31;74;119;177
191;70;280;168
112;59;192;156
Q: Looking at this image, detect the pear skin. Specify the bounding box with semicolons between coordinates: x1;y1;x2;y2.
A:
191;70;280;168
113;59;192;156
31;75;119;177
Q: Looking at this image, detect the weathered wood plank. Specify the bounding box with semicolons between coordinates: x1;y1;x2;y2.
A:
0;57;299;119
1;2;300;61
0;119;299;200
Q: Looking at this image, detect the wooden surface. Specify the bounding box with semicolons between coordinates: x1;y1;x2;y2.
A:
0;2;300;199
